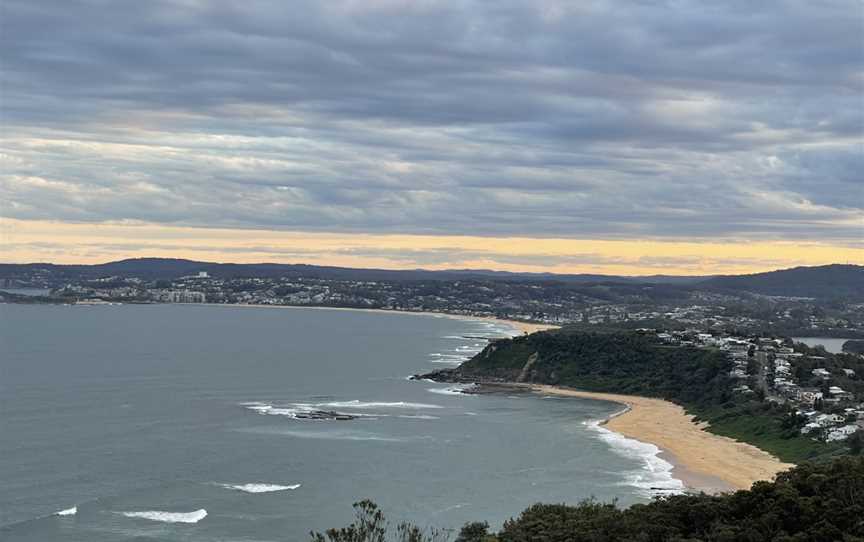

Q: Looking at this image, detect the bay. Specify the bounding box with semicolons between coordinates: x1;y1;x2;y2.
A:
0;304;666;541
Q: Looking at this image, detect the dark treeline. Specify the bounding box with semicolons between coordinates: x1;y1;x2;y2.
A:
845;340;864;355
312;457;864;542
459;329;733;406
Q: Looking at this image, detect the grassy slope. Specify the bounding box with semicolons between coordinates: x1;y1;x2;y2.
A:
691;405;843;463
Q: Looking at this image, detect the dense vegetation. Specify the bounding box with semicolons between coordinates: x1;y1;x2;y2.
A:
844;340;864;355
312;457;864;541
460;330;733;406
430;329;848;462
700;264;864;301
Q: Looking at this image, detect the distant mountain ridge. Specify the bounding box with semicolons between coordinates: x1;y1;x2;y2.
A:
0;257;707;284
1;258;861;299
699;264;864;299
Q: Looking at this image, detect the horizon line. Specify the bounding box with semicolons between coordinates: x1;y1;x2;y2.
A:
2;256;860;279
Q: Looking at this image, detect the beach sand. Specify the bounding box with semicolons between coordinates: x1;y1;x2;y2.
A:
440;313;559;335
530;385;793;493
192;302;558;336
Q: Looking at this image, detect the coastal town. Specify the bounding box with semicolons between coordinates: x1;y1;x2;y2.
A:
3;262;863;450
4;264;863;342
653;330;864;444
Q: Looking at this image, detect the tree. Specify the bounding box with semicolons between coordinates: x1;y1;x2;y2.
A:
456;522;490;542
317;459;864;542
310;500;446;542
310;500;386;542
849;430;864;455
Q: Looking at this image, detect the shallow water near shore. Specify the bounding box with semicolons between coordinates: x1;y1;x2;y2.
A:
1;304;670;541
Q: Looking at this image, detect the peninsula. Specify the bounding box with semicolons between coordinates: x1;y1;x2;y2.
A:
417;327;864;491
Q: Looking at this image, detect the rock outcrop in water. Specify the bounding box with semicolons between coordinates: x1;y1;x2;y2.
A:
295;410;358;421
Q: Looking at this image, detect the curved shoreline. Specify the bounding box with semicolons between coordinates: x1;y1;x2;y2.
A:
529;384;793;493
179;302;560;335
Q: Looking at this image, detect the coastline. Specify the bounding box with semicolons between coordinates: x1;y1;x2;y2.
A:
529;384;794;493
181;302;559;336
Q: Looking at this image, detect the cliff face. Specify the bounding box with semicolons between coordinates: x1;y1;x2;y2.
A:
417;335;542;383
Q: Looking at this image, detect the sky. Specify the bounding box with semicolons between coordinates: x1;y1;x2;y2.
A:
1;0;862;275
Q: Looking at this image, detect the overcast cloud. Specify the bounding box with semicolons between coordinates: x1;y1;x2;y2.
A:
1;0;862;245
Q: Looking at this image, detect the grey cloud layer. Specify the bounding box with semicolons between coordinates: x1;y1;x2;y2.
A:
1;0;862;241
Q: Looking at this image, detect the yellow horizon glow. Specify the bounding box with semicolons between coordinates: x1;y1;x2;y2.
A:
1;218;861;276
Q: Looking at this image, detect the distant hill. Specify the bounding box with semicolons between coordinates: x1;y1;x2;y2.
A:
0;257;706;284
697;264;864;300
1;259;858;298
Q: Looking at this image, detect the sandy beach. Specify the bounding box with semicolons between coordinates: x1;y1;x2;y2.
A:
530;384;793;493
190;302;559;336
440;313;559;335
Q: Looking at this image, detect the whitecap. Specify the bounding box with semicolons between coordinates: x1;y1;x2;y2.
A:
315;400;442;409
218;483;301;493
397;414;440;420
585;421;684;496
242;403;307;418
272;429;412;442
120;509;207;524
56;506;77;516
427;385;475;396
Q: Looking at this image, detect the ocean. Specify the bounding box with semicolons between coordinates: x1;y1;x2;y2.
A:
0;304;680;541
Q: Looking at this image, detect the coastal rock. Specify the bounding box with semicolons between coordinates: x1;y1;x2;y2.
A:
294;410;358;421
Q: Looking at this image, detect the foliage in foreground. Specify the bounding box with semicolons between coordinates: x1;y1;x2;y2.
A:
313;457;864;542
310;500;448;542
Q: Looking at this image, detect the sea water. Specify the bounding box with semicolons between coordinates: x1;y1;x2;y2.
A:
0;304;678;541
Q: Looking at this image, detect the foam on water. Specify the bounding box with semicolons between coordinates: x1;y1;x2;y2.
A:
218;483;301;493
585;421;684;497
120;509;208;524
241;402;314;419
316;400;442;409
55;506;77;516
427;385;475;396
258;428;422;442
242;399;441;422
428;353;468;359
587;421;684;494
476;321;520;337
397;414;440;420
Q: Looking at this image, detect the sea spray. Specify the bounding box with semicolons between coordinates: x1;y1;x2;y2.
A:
120;509;207;524
217;483;301;493
585;420;685;497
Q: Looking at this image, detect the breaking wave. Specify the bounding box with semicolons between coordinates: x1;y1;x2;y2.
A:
427;385;474;396
585;421;684;497
119;509;208;524
254;428;423;442
315;400;442;409
218;483;301;493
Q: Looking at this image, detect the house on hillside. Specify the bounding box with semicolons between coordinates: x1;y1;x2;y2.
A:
826;425;859;442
